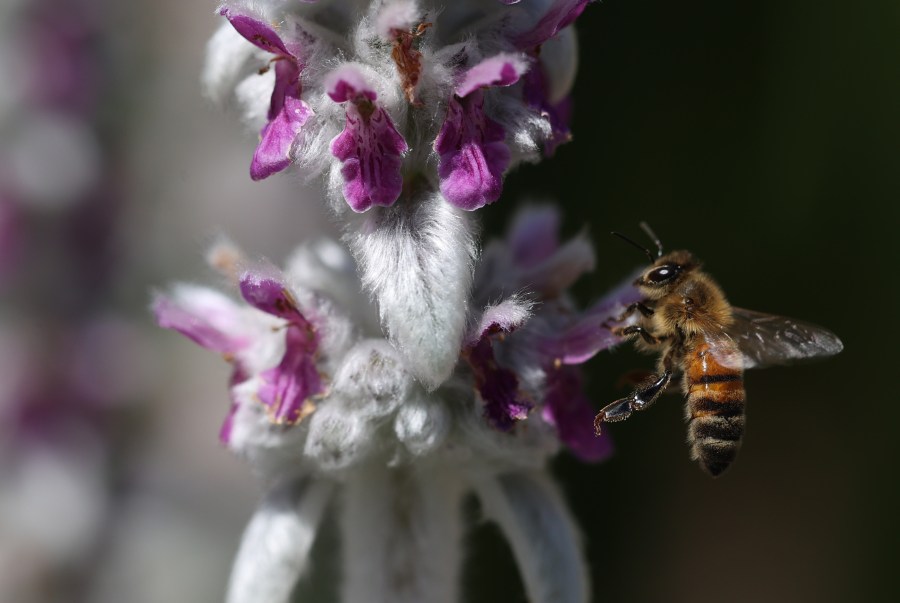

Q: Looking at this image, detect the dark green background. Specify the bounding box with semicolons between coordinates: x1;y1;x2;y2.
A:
471;1;899;601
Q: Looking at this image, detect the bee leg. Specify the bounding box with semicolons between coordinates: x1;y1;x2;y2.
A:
613;325;663;345
594;370;673;435
601;302;654;328
629;302;655;318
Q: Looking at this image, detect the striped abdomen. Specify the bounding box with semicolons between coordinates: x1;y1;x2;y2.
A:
685;338;745;477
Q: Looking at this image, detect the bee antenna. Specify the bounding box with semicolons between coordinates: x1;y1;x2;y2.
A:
639;222;663;257
611;231;655;264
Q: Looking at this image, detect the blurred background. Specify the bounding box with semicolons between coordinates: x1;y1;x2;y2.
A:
0;0;895;602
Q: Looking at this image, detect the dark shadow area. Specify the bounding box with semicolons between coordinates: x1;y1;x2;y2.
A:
491;1;899;601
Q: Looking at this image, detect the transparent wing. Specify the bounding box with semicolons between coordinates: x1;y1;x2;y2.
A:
695;331;744;371
718;307;843;370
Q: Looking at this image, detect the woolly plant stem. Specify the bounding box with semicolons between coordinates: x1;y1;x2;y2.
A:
226;477;334;603
340;462;464;603
472;470;590;603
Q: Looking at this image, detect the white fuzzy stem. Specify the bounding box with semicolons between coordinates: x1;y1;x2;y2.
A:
341;463;464;603
226;477;333;603
473;470;590;603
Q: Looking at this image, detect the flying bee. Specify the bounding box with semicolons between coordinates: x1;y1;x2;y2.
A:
594;224;843;477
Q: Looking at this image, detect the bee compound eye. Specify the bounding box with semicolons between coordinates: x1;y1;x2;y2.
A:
647;265;679;284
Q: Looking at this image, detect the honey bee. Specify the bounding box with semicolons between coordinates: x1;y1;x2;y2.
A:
594;225;843;477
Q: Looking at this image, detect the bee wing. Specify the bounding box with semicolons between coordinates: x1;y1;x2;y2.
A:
719;307;843;370
699;331;746;371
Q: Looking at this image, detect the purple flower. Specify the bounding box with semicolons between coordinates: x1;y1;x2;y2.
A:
208;1;596;205
327;65;408;212
523;66;573;157
473;206;637;460
543;275;643;366
513;0;591;51
239;271;324;425
153;285;252;444
542;366;613;462
28;8;102;112
435;54;529;210
154;266;327;443
464;299;533;430
530;280;639;462
221;8;313;181
477;204;596;299
153;290;251;359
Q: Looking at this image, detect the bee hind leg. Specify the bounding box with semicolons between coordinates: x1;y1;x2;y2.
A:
594;370;672;435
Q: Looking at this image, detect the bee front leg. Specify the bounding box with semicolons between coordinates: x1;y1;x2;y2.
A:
601;302;654;329
593;370;673;434
613;325;664;345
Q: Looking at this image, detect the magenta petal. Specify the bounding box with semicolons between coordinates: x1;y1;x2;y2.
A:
268;59;300;118
221;10;312;181
435;93;510;210
542;367;613;462
326;66;406;211
551;316;621;365
220;8;291;57
468;336;532;431
513;0;590;50
523;66;573;156
466;302;532;430
250;94;313;181
238;271;306;322
330;105;407;212
469;298;532;345
545;276;643;365
455;54;528;98
508;205;561;268
542;94;572;156
505;207;595;296
219;400;239;445
324;65;378;103
238;270;323;425
153;293;248;355
518;235;595;297
257;325;323;424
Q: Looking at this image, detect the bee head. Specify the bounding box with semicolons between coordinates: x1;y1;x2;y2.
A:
612;224;700;296
634;251;698;298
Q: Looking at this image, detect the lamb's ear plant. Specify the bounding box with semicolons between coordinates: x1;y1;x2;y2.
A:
157;2;644;602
